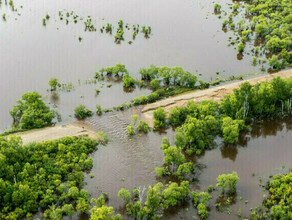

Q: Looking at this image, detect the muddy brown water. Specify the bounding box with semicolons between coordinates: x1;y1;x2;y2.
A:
1;0;290;219
71;113;291;220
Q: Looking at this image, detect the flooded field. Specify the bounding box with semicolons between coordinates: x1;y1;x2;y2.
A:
0;0;263;131
79;112;292;219
1;0;291;219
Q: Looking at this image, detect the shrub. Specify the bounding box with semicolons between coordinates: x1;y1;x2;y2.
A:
126;126;135;136
96;131;108;145
10;92;55;129
153;107;167;129
74;105;93;119
122;74;136;88
269;55;282;70
216;171;239;194
96;105;102;115
150;79;160;90
147;92;160;102
237;42;244;52
137;120;151;133
48;78;59;90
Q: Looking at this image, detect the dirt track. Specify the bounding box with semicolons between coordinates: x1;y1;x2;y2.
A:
142;69;292;126
12;122;96;145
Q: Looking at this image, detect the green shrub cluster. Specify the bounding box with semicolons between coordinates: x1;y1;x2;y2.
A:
250;172;292;219
220;0;292;69
97;63;128;78
0;136;98;219
74;105;93;119
117;181;190;219
126;115;151;136
139;66;197;88
10;92;55;130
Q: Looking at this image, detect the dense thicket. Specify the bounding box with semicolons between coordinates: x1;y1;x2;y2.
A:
10;92;55;130
0;136;98;219
221;0;292;69
250;172;292;219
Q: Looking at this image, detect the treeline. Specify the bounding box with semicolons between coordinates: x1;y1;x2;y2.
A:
154;77;292;177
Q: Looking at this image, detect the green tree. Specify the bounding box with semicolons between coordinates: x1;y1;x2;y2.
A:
122;74;136;88
118;188;131;203
216;171;239;194
74;105;93;119
48;78;59;91
153;107;167;129
10;92;55;129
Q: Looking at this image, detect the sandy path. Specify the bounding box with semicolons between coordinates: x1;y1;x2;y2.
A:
142;69;292;126
12;122;97;145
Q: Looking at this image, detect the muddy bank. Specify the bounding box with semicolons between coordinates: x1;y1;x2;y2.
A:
142;69;292;125
12;122;96;145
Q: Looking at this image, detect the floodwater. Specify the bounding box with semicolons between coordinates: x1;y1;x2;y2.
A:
0;0;290;219
0;0;264;131
80;113;292;219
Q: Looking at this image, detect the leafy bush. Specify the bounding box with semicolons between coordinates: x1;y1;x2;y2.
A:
10;92;55;129
122;74;136;88
48;78;59;90
74;105;93;119
153;107;167;129
150;79;160;90
96;104;102;115
216;171;239;194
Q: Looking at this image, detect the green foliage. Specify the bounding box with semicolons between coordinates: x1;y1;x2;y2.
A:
126;126;135;136
161;181;190;209
0;136;98;219
96;104;102;115
216;171;239;194
176;162;195;180
74;105;93;119
269;55;282;70
48;78;59;90
197;203;209;219
214;3;221;12
96;131;109;145
10;92;55;129
122;74;136;88
150;78;160;90
237;42;244;52
118;188;131;203
99;63;128;77
153;107;167;129
137;120;151;133
221;117;245;144
139;66;197;88
250;172;292;219
90;205;121;220
168;106;189;127
126;115;150;135
221;0;292;69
